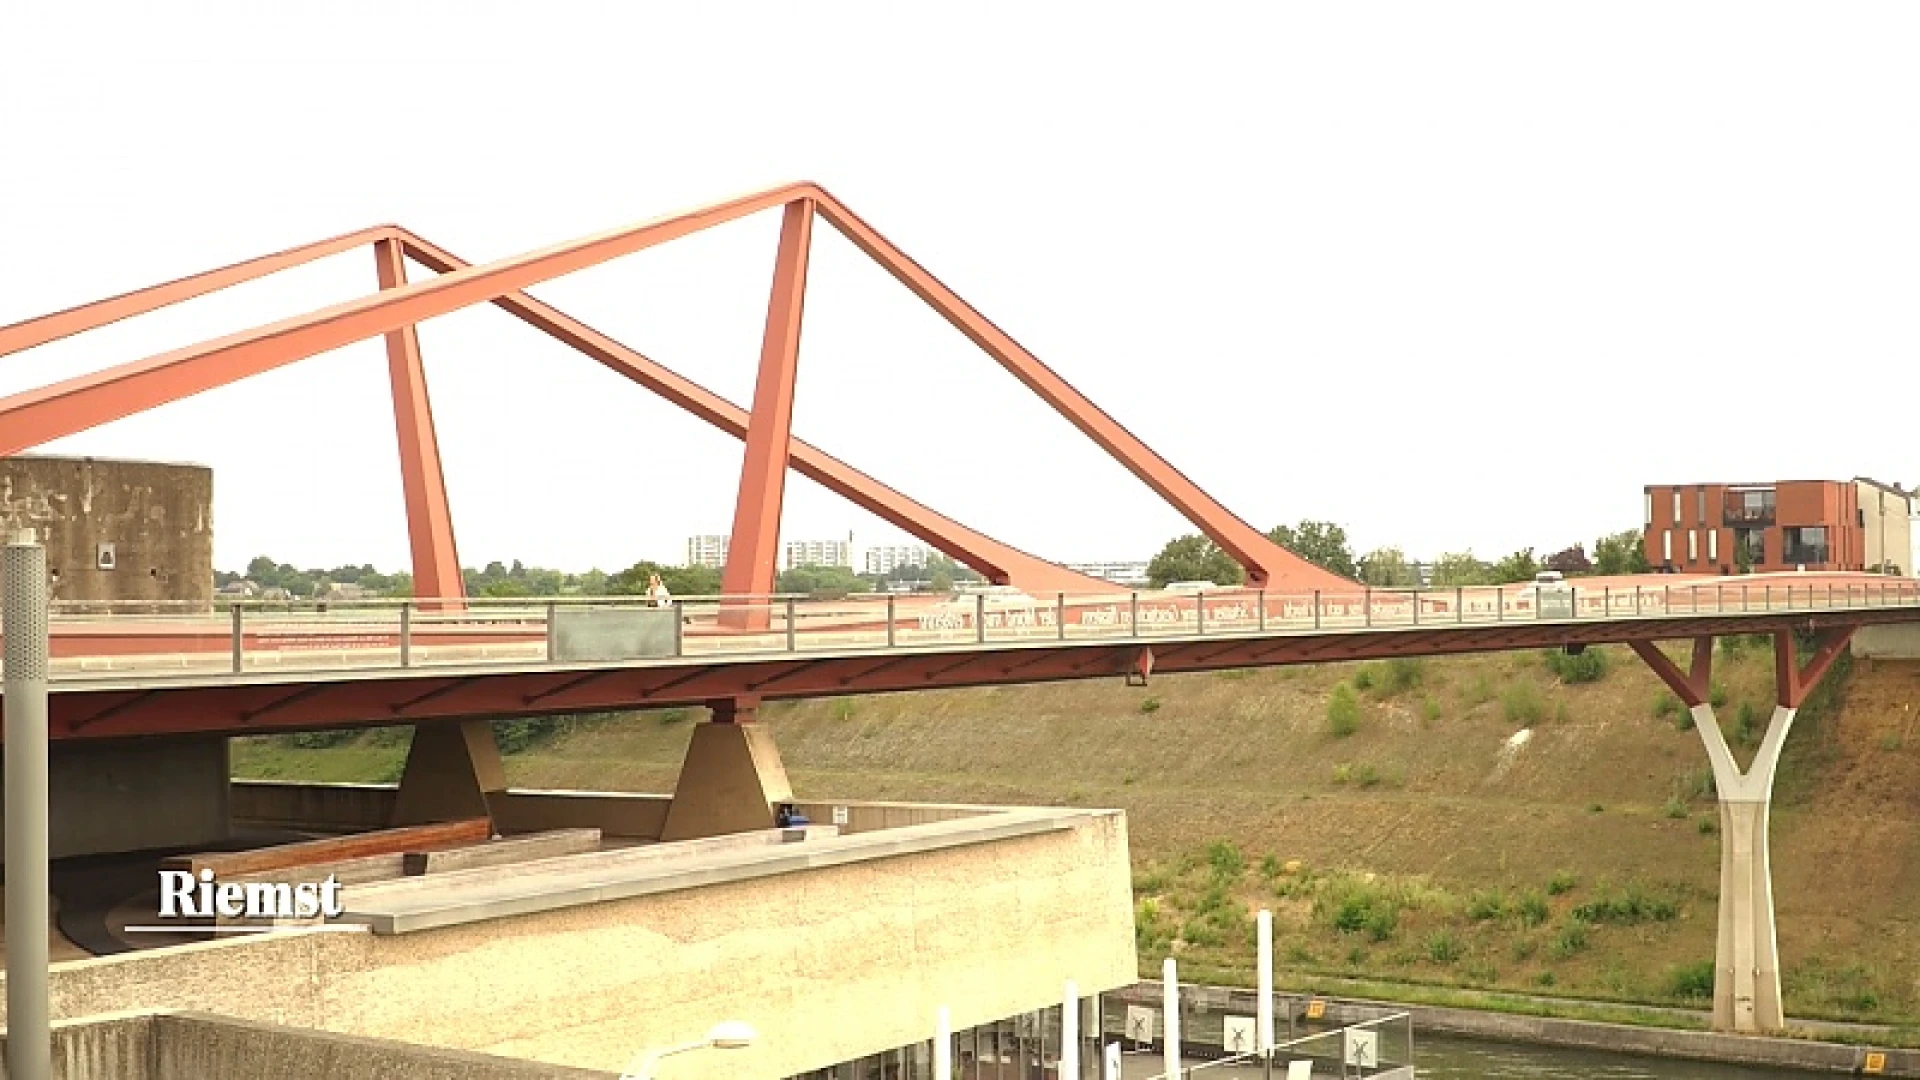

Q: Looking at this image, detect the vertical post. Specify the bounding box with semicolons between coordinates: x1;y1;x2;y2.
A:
1062;980;1080;1080
1604;586;1611;617
374;237;464;608
1130;592;1139;635
720;198;815;628
1412;588;1420;625
1163;957;1181;1080
1196;591;1206;636
230;602;244;673
1057;591;1067;641
1364;586;1372;627
1257;589;1266;632
671;600;684;657
886;592;897;648
1635;585;1642;616
1257;909;1275;1059
4;532;53;1080
399;601;412;668
1312;589;1321;630
544;600;557;663
934;1006;951;1080
1456;585;1463;623
975;592;986;644
786;597;798;652
1497;587;1505;621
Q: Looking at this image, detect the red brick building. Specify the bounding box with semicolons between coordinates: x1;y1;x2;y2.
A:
1643;478;1912;575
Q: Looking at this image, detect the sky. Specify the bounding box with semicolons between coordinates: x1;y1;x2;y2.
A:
2;4;1916;577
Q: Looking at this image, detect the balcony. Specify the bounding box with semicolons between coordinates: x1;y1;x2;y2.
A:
1724;506;1776;526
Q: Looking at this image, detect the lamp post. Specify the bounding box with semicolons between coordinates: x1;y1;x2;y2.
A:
619;1020;757;1080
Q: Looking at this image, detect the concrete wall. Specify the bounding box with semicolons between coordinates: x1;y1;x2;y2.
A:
0;455;213;608
1852;624;1920;660
1857;480;1913;574
2;737;228;860
4;810;1137;1079
0;1011;616;1079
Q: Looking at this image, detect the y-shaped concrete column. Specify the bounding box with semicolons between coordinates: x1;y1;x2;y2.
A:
1630;629;1853;1034
1688;699;1793;1033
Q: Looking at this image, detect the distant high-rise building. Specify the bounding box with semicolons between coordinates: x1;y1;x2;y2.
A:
783;533;854;571
865;545;932;575
686;534;730;569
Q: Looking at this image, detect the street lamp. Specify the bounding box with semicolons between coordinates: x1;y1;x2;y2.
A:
619;1020;757;1080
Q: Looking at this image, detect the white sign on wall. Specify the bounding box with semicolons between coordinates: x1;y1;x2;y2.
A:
831;805;849;826
1222;1016;1256;1054
1345;1028;1379;1067
1125;1005;1156;1044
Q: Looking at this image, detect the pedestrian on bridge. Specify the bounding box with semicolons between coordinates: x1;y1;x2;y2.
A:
648;573;672;610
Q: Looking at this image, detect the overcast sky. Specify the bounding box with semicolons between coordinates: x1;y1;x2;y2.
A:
3;4;1915;576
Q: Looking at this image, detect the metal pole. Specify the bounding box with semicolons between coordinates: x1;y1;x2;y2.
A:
1062;980;1080;1080
1057;591;1067;642
1130;592;1139;636
1163;957;1181;1080
4;531;53;1080
975;593;986;644
886;593;896;648
1456;586;1463;624
1196;591;1206;636
935;1006;951;1080
399;601;412;668
786;597;798;652
1257;589;1266;632
1313;589;1321;630
230;602;244;673
1257;909;1275;1060
1364;587;1372;628
671;600;684;657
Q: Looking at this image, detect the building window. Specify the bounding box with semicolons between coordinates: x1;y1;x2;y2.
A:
1783;526;1829;567
1697;487;1707;523
1662;530;1673;565
1672;490;1682;522
1645;491;1653;526
1709;530;1719;564
1688;530;1698;563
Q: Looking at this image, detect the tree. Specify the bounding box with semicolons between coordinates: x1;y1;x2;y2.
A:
1544;545;1592;576
1267;520;1358;579
929;568;954;593
1489;548;1540;584
1358;547;1413;588
777;564;870;596
1430;551;1492;587
1147;534;1246;587
609;561;720;598
1592;529;1651;576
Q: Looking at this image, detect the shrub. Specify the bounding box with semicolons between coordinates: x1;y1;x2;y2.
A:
1572;884;1678;925
1664;797;1689;820
1667;960;1716;1000
1260;854;1282;879
1139;696;1162;715
1466;890;1506;922
1427;930;1462;965
1502;681;1546;726
1420;695;1443;725
286;730;354;750
1383;657;1426;693
1697;816;1718;835
1734;701;1761;747
1514;890;1551;928
1550;919;1591;959
1543;647;1608;684
1327;685;1361;738
1653;691;1682;720
1352;666;1376;691
1463;674;1496;706
1547;871;1577;896
493;716;564;754
1205;840;1245;880
1710;681;1729;708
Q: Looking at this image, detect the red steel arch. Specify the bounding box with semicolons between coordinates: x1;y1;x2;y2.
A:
0;183;1350;602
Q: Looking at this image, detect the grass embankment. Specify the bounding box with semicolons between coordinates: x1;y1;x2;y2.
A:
232;638;1920;1030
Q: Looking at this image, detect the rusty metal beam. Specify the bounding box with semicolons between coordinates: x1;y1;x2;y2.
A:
373;238;464;607
722;199;813;609
1774;628;1855;709
0;227;395;358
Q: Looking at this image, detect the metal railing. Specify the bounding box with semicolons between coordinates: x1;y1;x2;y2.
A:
16;575;1920;681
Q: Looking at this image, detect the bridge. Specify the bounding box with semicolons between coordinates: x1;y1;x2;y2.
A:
2;182;1914;1039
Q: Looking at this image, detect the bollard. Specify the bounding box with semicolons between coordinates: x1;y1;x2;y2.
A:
1163;957;1181;1080
4;532;53;1080
1257;910;1275;1059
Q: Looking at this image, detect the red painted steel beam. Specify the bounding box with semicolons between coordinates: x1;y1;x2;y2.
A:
373;238;465;607
722;200;814;605
1630;638;1712;708
395;231;1111;593
809;197;1349;592
0;226;396;358
1773;628;1855;709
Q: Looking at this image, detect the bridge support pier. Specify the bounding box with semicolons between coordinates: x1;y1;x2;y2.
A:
659;699;793;842
390;718;505;828
1630;629;1853;1035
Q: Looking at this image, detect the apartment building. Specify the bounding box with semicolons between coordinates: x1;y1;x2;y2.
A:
783;535;854;570
1642;478;1912;574
864;544;932;575
686;534;730;569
